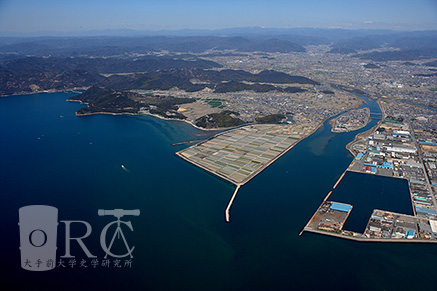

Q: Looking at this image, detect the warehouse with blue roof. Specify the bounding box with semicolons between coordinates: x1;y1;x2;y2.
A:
330;202;352;212
415;206;437;216
356;153;363;160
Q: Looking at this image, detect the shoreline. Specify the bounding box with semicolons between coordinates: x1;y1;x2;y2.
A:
239;121;323;185
303;228;437;244
176;120;326;222
177;119;326;187
301;95;437;244
1;90;225;132
0;87;88;98
70;100;238;132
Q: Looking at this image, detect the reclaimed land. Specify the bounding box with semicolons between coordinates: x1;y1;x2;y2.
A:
176;122;319;222
176;123;318;186
301;109;437;242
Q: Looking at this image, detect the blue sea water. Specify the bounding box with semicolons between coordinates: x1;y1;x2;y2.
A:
331;172;413;233
1;92;437;291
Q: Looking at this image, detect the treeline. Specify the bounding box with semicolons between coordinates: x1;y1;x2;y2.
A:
194;111;246;129
255;114;286;124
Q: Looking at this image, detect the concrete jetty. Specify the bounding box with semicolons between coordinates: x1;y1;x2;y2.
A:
225;184;241;222
333;172;346;189
323;191;333;202
171;140;202;146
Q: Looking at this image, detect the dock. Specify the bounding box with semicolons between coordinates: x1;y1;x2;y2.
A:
302;113;437;243
301;206;437;244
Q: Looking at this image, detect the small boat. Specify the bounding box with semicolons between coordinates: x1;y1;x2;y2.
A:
121;164;130;173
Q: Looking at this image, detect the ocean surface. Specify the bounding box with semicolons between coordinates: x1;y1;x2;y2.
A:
1;92;437;291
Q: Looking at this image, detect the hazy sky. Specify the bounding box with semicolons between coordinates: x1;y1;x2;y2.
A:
0;0;436;33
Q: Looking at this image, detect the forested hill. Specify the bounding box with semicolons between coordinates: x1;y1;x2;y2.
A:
0;56;318;96
0;56;220;96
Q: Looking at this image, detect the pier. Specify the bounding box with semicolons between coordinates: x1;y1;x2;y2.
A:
225;184;241;222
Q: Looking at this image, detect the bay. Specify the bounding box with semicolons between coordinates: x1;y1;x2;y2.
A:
1;92;436;291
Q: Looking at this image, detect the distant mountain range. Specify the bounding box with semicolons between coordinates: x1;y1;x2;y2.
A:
1;27;435;127
328;32;437;52
1;27;436;96
1;28;436;61
0;26;394;38
326;31;437;60
0;36;306;59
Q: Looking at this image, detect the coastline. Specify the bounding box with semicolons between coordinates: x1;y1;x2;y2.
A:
177;119;326;186
68;96;236;132
301;95;437;244
303;228;437;244
176;119;326;222
74;109;228;132
0;87;88;98
238;121;324;185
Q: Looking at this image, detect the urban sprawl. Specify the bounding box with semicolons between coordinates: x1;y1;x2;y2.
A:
157;46;437;240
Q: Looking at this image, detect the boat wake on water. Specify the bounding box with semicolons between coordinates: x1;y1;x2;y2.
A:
121;164;131;173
